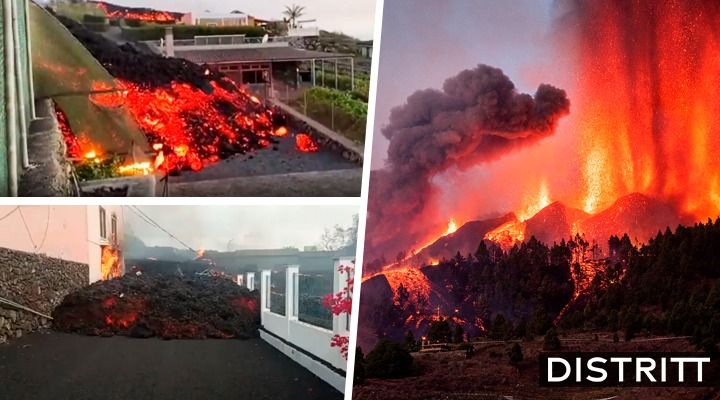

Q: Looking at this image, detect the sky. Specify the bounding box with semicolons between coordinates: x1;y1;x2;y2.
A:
110;0;376;39
371;0;557;169
126;205;358;251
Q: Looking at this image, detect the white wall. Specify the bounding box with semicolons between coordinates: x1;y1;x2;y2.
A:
259;258;353;391
0;205;89;264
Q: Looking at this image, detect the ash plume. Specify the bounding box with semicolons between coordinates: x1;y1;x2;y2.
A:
366;65;570;263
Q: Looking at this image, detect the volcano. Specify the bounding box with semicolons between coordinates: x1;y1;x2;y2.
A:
525;201;588;245
580;193;691;246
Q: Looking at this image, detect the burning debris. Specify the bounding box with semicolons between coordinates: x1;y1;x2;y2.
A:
52;274;260;339
53;14;309;175
366;65;570;261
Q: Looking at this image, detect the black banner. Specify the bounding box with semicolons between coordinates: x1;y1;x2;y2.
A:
539;352;720;387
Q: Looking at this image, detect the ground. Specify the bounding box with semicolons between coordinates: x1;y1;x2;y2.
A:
353;333;720;400
0;332;342;400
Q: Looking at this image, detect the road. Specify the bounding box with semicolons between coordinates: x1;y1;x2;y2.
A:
0;332;342;400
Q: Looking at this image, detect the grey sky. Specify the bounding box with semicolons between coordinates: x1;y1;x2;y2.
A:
371;0;557;169
126;205;358;251
112;0;376;39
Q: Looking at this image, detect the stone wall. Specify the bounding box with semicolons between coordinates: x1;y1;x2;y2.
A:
0;246;88;344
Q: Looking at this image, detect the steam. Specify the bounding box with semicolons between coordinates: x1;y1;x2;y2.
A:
367;65;570;261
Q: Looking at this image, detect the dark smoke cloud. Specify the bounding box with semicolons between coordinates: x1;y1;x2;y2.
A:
366;65;570;263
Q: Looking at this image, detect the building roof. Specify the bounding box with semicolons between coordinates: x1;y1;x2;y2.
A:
175;46;352;64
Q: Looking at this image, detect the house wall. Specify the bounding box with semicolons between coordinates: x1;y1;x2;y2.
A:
0;205;89;264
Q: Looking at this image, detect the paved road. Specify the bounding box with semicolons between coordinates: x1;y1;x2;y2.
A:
0;332;342;400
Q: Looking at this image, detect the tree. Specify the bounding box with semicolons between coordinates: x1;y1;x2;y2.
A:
543;328;561;351
453;324;464;344
508;343;523;365
403;330;418;352
427;318;452;343
354;347;366;385
283;4;306;28
365;339;413;379
318;214;358;251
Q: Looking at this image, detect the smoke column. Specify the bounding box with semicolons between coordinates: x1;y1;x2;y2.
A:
366;65;570;262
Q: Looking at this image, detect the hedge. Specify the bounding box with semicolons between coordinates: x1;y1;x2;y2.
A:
83;14;107;24
120;24;266;41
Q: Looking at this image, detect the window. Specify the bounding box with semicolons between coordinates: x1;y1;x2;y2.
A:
111;214;117;243
265;275;271;309
292;272;298;318
99;207;107;239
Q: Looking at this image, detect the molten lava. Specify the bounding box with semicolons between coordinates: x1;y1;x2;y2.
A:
295;133;319;153
483;219;525;251
95;1;182;23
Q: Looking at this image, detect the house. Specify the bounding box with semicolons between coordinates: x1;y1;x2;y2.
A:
195;11;255;27
357;40;373;58
0;205;125;283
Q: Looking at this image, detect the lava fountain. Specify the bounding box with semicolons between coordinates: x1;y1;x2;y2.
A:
566;0;720;219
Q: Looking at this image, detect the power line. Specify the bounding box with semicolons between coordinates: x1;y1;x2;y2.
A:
0;206;19;222
126;206;196;253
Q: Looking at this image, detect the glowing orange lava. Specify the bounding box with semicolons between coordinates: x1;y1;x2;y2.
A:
295;133;319;153
483;219;525;251
445;218;458;235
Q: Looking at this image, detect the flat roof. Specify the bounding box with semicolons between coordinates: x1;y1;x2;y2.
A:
175;46;352;64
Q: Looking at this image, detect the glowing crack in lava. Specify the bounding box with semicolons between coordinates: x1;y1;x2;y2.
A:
572;1;720;220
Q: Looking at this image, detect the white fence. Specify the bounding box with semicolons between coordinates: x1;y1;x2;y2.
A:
259;257;352;393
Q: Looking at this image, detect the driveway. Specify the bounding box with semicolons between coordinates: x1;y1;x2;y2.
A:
0;332;342;400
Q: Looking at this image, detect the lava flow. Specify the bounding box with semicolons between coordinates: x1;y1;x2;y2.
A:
94;1;182;23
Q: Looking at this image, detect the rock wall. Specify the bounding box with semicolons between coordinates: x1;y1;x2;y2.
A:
0;246;88;344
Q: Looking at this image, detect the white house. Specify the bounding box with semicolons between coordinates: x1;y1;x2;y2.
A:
0;205;125;283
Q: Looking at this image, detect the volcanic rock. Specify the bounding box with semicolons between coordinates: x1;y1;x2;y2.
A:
580;193;689;246
525;201;588;245
52;274;260;340
406;213;517;267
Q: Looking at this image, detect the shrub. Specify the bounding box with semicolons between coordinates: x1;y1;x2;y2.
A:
354;347;367;385
83;14;107;23
365;339;414;379
124;18;144;27
543;328;561;351
508;343;523;365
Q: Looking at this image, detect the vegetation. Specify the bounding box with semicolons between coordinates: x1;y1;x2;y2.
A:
74;157;123;182
365;339;414;379
508;343;523;365
543;328;561;351
427;318;452;343
560;219;720;352
120;23;266;41
283;4;305;29
298;87;367;142
315;72;370;100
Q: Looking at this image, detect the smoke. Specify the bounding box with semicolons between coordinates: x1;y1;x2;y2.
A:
366;65;570;261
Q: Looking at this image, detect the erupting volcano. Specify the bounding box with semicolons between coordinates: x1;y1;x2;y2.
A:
361;0;720;345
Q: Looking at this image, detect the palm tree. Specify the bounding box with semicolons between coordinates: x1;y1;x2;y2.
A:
283;4;305;29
